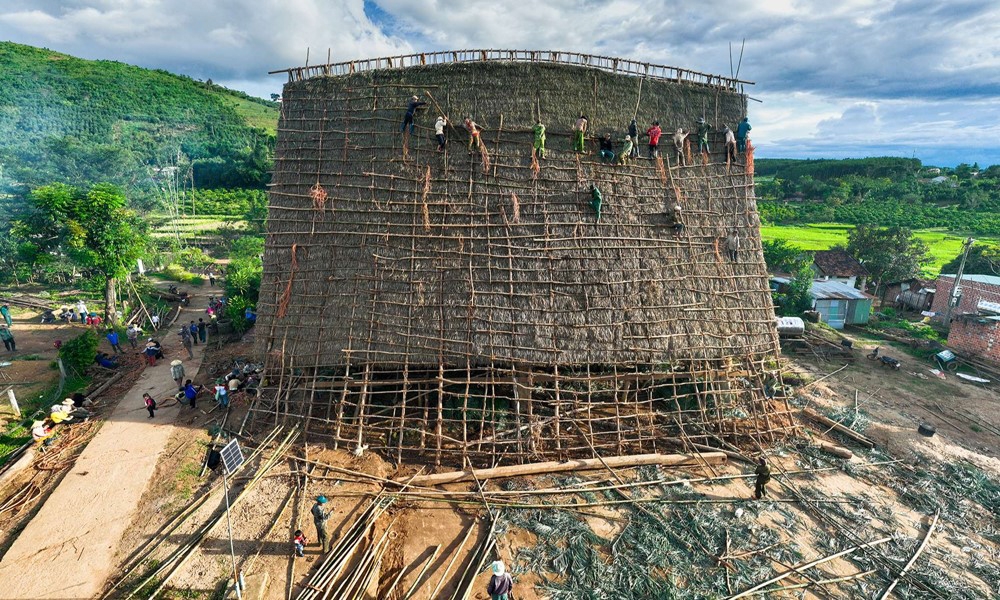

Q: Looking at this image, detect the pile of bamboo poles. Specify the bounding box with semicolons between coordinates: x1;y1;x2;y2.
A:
295;494;396;600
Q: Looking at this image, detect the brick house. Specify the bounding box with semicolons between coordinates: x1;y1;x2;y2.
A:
931;274;1000;322
947;315;1000;363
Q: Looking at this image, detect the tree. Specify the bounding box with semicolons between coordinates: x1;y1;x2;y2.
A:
939;244;1000;276
14;183;148;322
846;225;930;298
762;239;815;316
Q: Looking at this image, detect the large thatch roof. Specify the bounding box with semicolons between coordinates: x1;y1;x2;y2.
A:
256;57;776;370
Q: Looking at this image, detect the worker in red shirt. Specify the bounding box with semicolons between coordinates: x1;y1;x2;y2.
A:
645;121;662;158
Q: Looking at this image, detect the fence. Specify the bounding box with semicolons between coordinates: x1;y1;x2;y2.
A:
270;49;752;91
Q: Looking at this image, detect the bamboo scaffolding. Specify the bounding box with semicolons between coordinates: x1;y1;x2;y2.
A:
257;54;782;466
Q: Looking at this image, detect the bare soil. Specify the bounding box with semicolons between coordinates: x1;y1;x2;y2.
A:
1;321;998;599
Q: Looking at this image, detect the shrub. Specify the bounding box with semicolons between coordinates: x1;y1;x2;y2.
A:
175;247;215;270
163;263;205;285
59;329;100;376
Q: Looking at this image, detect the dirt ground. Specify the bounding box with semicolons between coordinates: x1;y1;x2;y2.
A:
1;320;999;599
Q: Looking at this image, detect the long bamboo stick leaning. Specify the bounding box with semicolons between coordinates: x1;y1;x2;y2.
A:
877;510;940;600
726;536;893;599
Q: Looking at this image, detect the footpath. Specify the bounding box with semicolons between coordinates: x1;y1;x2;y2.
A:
0;291;214;598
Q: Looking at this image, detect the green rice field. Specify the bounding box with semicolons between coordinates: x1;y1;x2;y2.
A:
759;223;998;276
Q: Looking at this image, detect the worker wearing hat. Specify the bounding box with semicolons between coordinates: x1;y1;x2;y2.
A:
170;360;186;390
401;95;427;135
696;116;712;156
311;495;332;553
487;560;514;600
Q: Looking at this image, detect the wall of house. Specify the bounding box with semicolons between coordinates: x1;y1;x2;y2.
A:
947;318;1000;363
931;277;1000;321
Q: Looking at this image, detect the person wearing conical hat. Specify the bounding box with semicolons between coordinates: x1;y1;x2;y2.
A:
170;360;186;390
486;560;514;600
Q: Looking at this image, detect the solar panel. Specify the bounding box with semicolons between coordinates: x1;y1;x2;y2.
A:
220;439;244;475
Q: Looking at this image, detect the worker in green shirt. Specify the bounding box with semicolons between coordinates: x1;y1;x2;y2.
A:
532;120;546;159
589;184;603;222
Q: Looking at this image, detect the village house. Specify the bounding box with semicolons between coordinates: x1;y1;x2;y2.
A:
811;249;868;290
931;274;1000;322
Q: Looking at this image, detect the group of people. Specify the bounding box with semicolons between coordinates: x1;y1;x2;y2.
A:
31;392;93;449
399;94;752;169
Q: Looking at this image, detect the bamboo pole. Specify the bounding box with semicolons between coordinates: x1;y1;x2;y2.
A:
877;510;940;600
726;536;893;599
399;453;726;486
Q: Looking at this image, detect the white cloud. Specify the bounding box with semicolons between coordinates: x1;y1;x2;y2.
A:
3;0;1000;166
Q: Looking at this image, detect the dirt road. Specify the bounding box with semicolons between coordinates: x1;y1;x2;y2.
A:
0;292;216;598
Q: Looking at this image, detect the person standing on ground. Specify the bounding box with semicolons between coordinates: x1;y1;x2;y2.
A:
573;114;588;153
0;324;15;352
197;318;207;344
627;118;640;158
486;560;514;600
646;121;662;158
434;115;448;152
754;457;771;499
400;95;426;136
150;313;160;330
127;324;142;349
189;321;199;345
214;378;229;408
736;116;752;153
725;231;740;261
170;360;186;390
293;530;308;558
76;300;88;319
312;495;332;553
207;270;216;286
143;393;157;419
532;119;546;160
106;329;122;354
184;380;201;409
179;326;194;360
0;304;11;327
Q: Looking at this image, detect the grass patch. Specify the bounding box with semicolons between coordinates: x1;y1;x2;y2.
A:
760;223;999;276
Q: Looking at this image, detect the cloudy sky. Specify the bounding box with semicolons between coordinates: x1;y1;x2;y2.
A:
3;0;999;166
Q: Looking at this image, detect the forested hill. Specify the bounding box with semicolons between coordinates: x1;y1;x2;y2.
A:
755;157;1000;237
0;42;279;208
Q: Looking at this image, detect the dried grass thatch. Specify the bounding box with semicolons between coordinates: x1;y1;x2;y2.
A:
253;56;789;465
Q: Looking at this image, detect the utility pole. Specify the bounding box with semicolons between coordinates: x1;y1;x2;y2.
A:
943;237;975;327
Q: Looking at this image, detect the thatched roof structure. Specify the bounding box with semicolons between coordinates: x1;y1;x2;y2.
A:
253;51;790;465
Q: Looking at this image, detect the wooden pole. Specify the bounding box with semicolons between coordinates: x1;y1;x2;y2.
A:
877;510;940;600
397;452;727;486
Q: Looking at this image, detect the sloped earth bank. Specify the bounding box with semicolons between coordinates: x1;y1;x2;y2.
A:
3;330;998;599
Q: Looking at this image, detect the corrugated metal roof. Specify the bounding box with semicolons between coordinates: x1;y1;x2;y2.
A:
809;279;871;300
940;273;1000;286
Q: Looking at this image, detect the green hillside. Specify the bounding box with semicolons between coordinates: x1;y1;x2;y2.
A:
0;42;279;206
